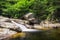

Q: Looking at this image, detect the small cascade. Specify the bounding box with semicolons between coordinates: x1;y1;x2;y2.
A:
11;21;40;32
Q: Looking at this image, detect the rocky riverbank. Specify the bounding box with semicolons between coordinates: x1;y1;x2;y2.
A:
0;13;60;40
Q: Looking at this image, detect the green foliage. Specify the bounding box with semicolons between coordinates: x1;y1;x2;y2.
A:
1;0;35;18
0;0;59;20
29;0;57;20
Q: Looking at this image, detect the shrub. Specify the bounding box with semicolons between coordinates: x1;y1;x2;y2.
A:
0;0;59;21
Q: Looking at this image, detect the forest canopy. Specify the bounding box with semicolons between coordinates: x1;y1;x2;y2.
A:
0;0;60;21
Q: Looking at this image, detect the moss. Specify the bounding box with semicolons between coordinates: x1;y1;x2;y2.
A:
11;32;26;38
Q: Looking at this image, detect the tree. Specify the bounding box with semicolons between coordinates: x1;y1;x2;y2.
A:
0;0;59;21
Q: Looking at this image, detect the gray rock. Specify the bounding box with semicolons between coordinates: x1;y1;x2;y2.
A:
23;13;34;20
24;24;33;29
24;20;29;24
10;19;25;25
0;22;18;30
28;18;39;24
0;16;10;22
0;28;17;40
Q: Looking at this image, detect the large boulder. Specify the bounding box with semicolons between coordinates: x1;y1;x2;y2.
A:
0;28;17;40
0;22;19;30
28;18;39;24
0;16;10;22
0;28;26;40
24;24;33;29
10;19;25;25
10;19;30;25
23;13;34;20
23;13;39;24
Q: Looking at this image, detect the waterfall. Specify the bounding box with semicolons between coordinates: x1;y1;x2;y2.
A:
11;21;40;32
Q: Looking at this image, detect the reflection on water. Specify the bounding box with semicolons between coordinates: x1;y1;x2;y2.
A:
24;28;60;40
11;28;60;40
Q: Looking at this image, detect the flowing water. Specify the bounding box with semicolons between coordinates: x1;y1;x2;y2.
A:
11;21;60;40
10;28;60;40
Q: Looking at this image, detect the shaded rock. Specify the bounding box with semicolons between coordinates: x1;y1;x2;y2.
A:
23;13;34;20
28;18;39;24
22;13;39;24
23;20;29;24
24;13;39;24
24;24;33;29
